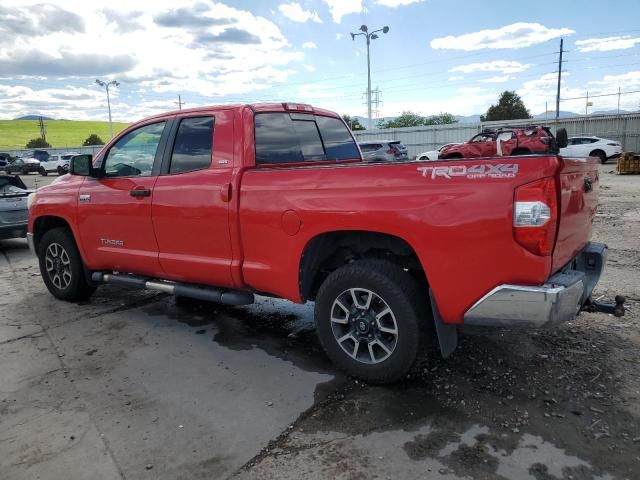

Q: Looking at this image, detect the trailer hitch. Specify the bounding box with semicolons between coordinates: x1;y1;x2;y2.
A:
582;295;626;317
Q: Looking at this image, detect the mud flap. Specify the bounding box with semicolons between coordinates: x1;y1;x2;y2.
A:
429;288;457;358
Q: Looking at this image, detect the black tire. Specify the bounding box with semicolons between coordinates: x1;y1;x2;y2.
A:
38;227;96;301
39;167;48;176
57;166;65;175
314;259;427;384
444;153;463;159
511;148;530;156
590;149;607;164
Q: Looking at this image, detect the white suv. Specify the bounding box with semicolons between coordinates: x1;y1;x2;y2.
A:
38;153;79;175
559;136;622;163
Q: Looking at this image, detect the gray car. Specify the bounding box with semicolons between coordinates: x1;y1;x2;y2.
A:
0;175;31;240
359;140;409;162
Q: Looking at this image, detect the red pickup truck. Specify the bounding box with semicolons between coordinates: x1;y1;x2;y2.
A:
27;103;614;383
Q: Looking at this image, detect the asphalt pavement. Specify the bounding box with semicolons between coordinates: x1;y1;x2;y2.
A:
1;168;639;479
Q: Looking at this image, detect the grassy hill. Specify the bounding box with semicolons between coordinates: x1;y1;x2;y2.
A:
0;120;129;150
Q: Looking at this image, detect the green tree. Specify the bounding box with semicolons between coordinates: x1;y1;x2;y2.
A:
377;111;458;128
26;138;51;148
83;133;105;146
342;115;365;130
378;111;425;128
480;91;531;122
424;113;458;125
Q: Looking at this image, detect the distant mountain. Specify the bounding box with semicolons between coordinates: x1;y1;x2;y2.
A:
14;115;55;120
456;114;482;123
591;109;631;116
530;110;580;120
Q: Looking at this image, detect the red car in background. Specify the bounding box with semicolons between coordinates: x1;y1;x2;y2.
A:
439;126;556;159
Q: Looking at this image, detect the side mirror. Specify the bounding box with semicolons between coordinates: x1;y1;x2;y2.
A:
556;128;568;149
70;154;94;176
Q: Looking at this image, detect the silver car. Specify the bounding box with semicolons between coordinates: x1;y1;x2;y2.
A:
359;140;409;162
0;175;31;240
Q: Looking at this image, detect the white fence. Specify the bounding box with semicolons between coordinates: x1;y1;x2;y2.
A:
353;113;640;158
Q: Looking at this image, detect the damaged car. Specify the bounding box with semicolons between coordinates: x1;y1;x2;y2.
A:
0;175;32;240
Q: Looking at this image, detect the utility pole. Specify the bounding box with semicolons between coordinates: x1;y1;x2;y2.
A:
555;38;563;121
351;25;389;129
95;79;119;139
175;94;185;110
38;116;46;143
617;86;621;115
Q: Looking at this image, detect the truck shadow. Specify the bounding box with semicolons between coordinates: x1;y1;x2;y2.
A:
142;295;639;479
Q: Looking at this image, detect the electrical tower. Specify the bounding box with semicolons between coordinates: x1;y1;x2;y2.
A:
362;87;383;128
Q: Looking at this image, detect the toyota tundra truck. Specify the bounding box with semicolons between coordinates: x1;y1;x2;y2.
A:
27;103;619;383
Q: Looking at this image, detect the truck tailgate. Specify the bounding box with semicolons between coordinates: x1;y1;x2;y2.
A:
552;157;600;272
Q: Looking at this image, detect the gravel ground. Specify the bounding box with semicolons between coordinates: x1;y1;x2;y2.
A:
1;165;638;480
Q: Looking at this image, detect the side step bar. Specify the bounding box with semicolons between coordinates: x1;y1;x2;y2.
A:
91;272;255;305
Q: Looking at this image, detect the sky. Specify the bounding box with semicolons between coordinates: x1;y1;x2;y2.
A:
0;0;639;124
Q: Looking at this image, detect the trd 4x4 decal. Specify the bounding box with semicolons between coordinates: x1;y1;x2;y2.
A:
417;164;519;180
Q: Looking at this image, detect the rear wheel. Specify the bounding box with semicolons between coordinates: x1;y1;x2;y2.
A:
38;228;96;301
57;166;65;175
315;260;426;383
39;167;48;176
590;149;607;164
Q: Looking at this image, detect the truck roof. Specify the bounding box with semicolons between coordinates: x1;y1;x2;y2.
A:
138;103;340;125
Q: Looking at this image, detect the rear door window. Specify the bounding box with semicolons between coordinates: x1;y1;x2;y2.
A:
169;116;215;174
255;112;359;165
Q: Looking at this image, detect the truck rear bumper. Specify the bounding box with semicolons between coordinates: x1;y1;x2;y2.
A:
464;242;607;328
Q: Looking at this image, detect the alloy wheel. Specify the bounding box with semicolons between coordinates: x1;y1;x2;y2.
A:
45;242;72;290
330;288;398;364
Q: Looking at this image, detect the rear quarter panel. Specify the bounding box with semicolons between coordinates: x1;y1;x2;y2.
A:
239;156;562;324
552;156;600;272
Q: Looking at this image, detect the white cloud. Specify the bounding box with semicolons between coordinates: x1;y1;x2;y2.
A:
278;2;322;23
576;36;640;52
448;76;464;81
302;41;317;49
449;60;532;74
322;0;363;23
588;70;640;90
431;23;574;51
0;0;306;121
336;33;344;40
478;75;515;83
375;0;423;6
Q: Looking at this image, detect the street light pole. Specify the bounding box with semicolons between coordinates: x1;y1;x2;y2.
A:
351;25;389;129
95;79;120;139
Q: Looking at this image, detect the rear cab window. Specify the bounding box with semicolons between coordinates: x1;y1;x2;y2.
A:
255;112;360;165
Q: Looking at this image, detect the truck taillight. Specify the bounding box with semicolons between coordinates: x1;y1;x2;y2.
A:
513;177;558;256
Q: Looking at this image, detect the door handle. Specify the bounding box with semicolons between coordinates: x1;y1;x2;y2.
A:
130;187;151;198
221;183;232;202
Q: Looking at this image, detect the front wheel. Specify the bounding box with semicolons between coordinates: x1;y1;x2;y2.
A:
39;167;48;176
38;227;96;301
57;166;65;175
315;260;426;383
